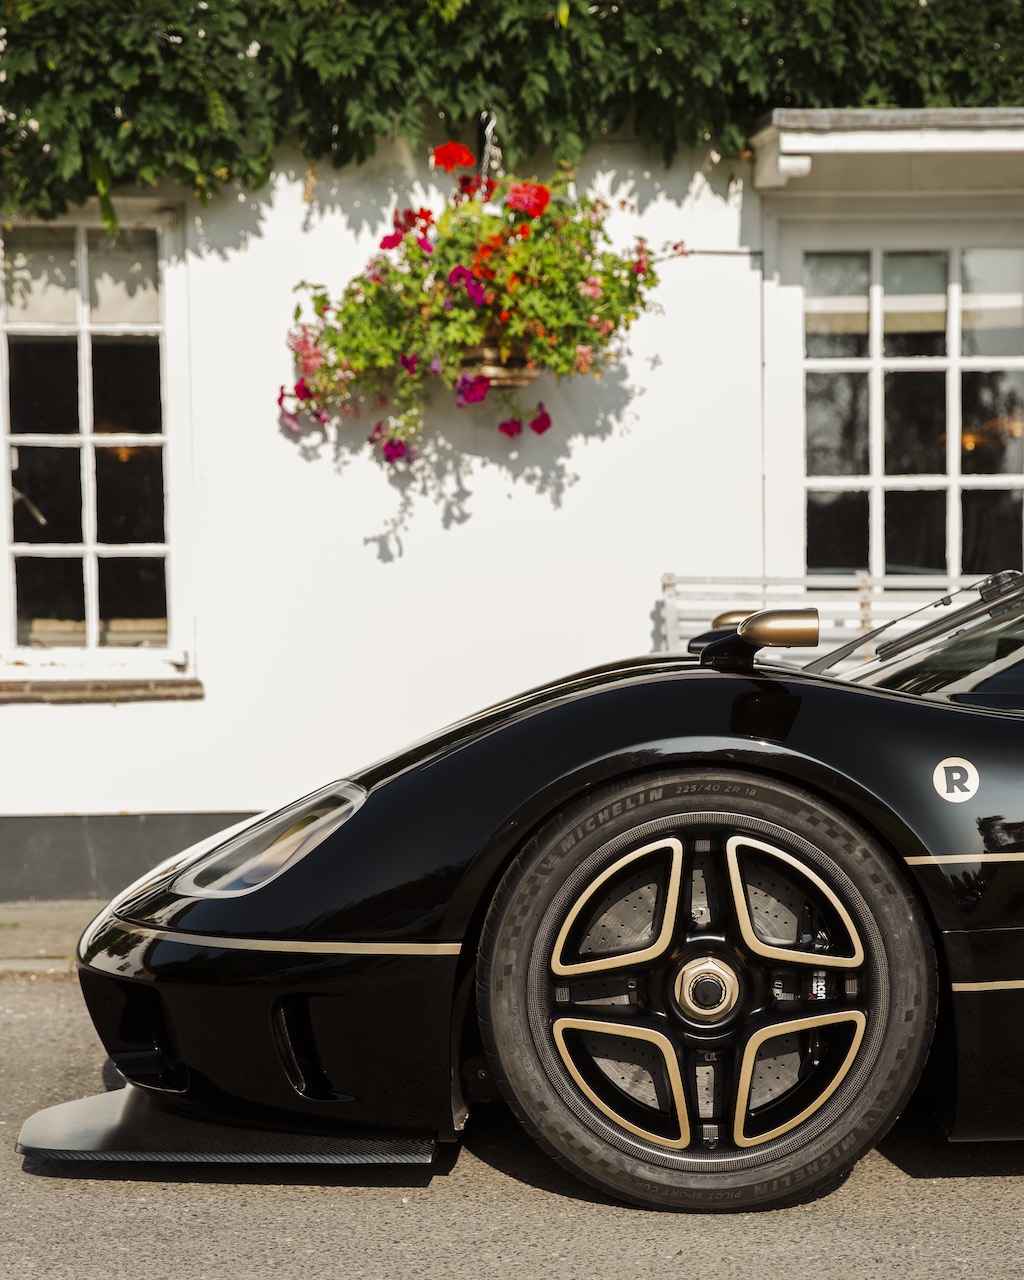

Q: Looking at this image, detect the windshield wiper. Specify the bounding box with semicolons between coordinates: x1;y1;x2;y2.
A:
802;570;1024;675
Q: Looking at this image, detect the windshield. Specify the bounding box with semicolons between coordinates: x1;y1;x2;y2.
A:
830;573;1024;700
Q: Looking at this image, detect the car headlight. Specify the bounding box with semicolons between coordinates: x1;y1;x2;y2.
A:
171;780;366;899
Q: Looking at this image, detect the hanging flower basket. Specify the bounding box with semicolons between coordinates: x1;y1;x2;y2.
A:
278;141;684;463
459;342;539;388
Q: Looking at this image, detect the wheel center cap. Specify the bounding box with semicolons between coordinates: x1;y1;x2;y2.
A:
675;956;740;1022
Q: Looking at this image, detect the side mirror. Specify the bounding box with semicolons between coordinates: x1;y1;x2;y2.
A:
738;609;819;649
711;609;754;629
700;608;819;671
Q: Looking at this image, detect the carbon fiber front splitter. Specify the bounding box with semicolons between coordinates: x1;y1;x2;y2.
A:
16;1087;437;1165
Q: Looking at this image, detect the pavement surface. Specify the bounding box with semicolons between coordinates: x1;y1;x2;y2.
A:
5;899;1024;1277
0;900;103;971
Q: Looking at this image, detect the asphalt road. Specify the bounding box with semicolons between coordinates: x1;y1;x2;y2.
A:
4;971;1024;1280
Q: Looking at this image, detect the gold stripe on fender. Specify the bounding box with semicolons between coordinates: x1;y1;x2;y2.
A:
100;920;461;957
951;980;1024;992
905;853;1024;865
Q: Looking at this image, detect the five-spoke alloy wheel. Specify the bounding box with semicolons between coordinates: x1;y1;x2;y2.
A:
479;771;936;1210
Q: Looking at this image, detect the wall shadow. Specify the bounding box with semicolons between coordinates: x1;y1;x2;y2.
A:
281;360;636;562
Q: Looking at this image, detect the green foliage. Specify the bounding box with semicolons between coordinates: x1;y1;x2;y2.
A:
2;0;1022;227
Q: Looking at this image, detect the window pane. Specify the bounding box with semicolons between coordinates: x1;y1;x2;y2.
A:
3;228;77;322
885;491;946;573
92;336;162;434
962;249;1024;357
95;446;165;543
806;491;869;572
806;372;868;475
8;337;79;434
962;371;1024;475
803;252;869;358
98;558;167;647
11;446;82;543
883;251;947;357
15;556;86;647
884;371;945;474
88;230;160;324
963;490;1023;573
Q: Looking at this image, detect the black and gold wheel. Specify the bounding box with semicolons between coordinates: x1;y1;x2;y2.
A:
478;771;936;1210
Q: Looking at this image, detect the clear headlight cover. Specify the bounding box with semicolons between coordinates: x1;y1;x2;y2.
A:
172;780;366;899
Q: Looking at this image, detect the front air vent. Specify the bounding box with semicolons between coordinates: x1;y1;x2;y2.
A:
79;970;189;1093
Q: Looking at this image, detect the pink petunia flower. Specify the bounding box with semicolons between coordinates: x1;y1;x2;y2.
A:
429;357;443;375
498;418;522;438
281;410;302;434
294;378;313;401
380;230;404;250
417;236;433;254
382;438;407;462
400;354;419;374
454;373;491;407
529;403;552;434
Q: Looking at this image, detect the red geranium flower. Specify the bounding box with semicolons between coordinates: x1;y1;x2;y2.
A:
506;182;551;218
432;141;475;172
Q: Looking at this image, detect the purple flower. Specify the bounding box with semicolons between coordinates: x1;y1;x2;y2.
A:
443;297;454;312
529;403;552;434
498;418;522;438
400;353;419;375
429;356;443;375
417;236;433;254
281;410;302;434
454;373;491;408
448;264;486;307
382;438;407;463
367;421;386;443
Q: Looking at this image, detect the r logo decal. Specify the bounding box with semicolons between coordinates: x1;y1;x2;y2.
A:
932;757;980;804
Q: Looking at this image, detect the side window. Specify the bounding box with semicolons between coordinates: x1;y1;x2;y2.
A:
2;225;180;669
802;245;1024;578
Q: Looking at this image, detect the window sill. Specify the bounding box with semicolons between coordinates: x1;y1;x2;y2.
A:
0;678;204;704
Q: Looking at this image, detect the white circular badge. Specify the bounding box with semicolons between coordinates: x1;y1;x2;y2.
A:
932;757;980;804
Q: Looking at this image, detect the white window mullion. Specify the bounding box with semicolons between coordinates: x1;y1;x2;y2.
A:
947;251;963;575
0;230;14;654
76;226;101;649
868;249;886;578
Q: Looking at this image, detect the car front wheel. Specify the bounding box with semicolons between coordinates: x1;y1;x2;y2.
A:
478;770;936;1210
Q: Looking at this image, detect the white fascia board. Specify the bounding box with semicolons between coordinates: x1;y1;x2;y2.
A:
750;116;1024;189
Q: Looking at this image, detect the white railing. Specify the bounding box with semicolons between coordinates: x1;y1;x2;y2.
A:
660;572;972;667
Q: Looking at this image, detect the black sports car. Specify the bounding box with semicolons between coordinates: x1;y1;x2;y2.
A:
19;570;1024;1210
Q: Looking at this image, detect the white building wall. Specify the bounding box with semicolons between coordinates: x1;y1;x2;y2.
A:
5;141;766;818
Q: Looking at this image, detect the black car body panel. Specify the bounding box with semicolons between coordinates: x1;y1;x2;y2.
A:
75;661;1024;1139
21;573;1024;1204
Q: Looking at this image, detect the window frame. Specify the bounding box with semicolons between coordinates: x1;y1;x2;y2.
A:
0;204;196;686
763;205;1024;582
